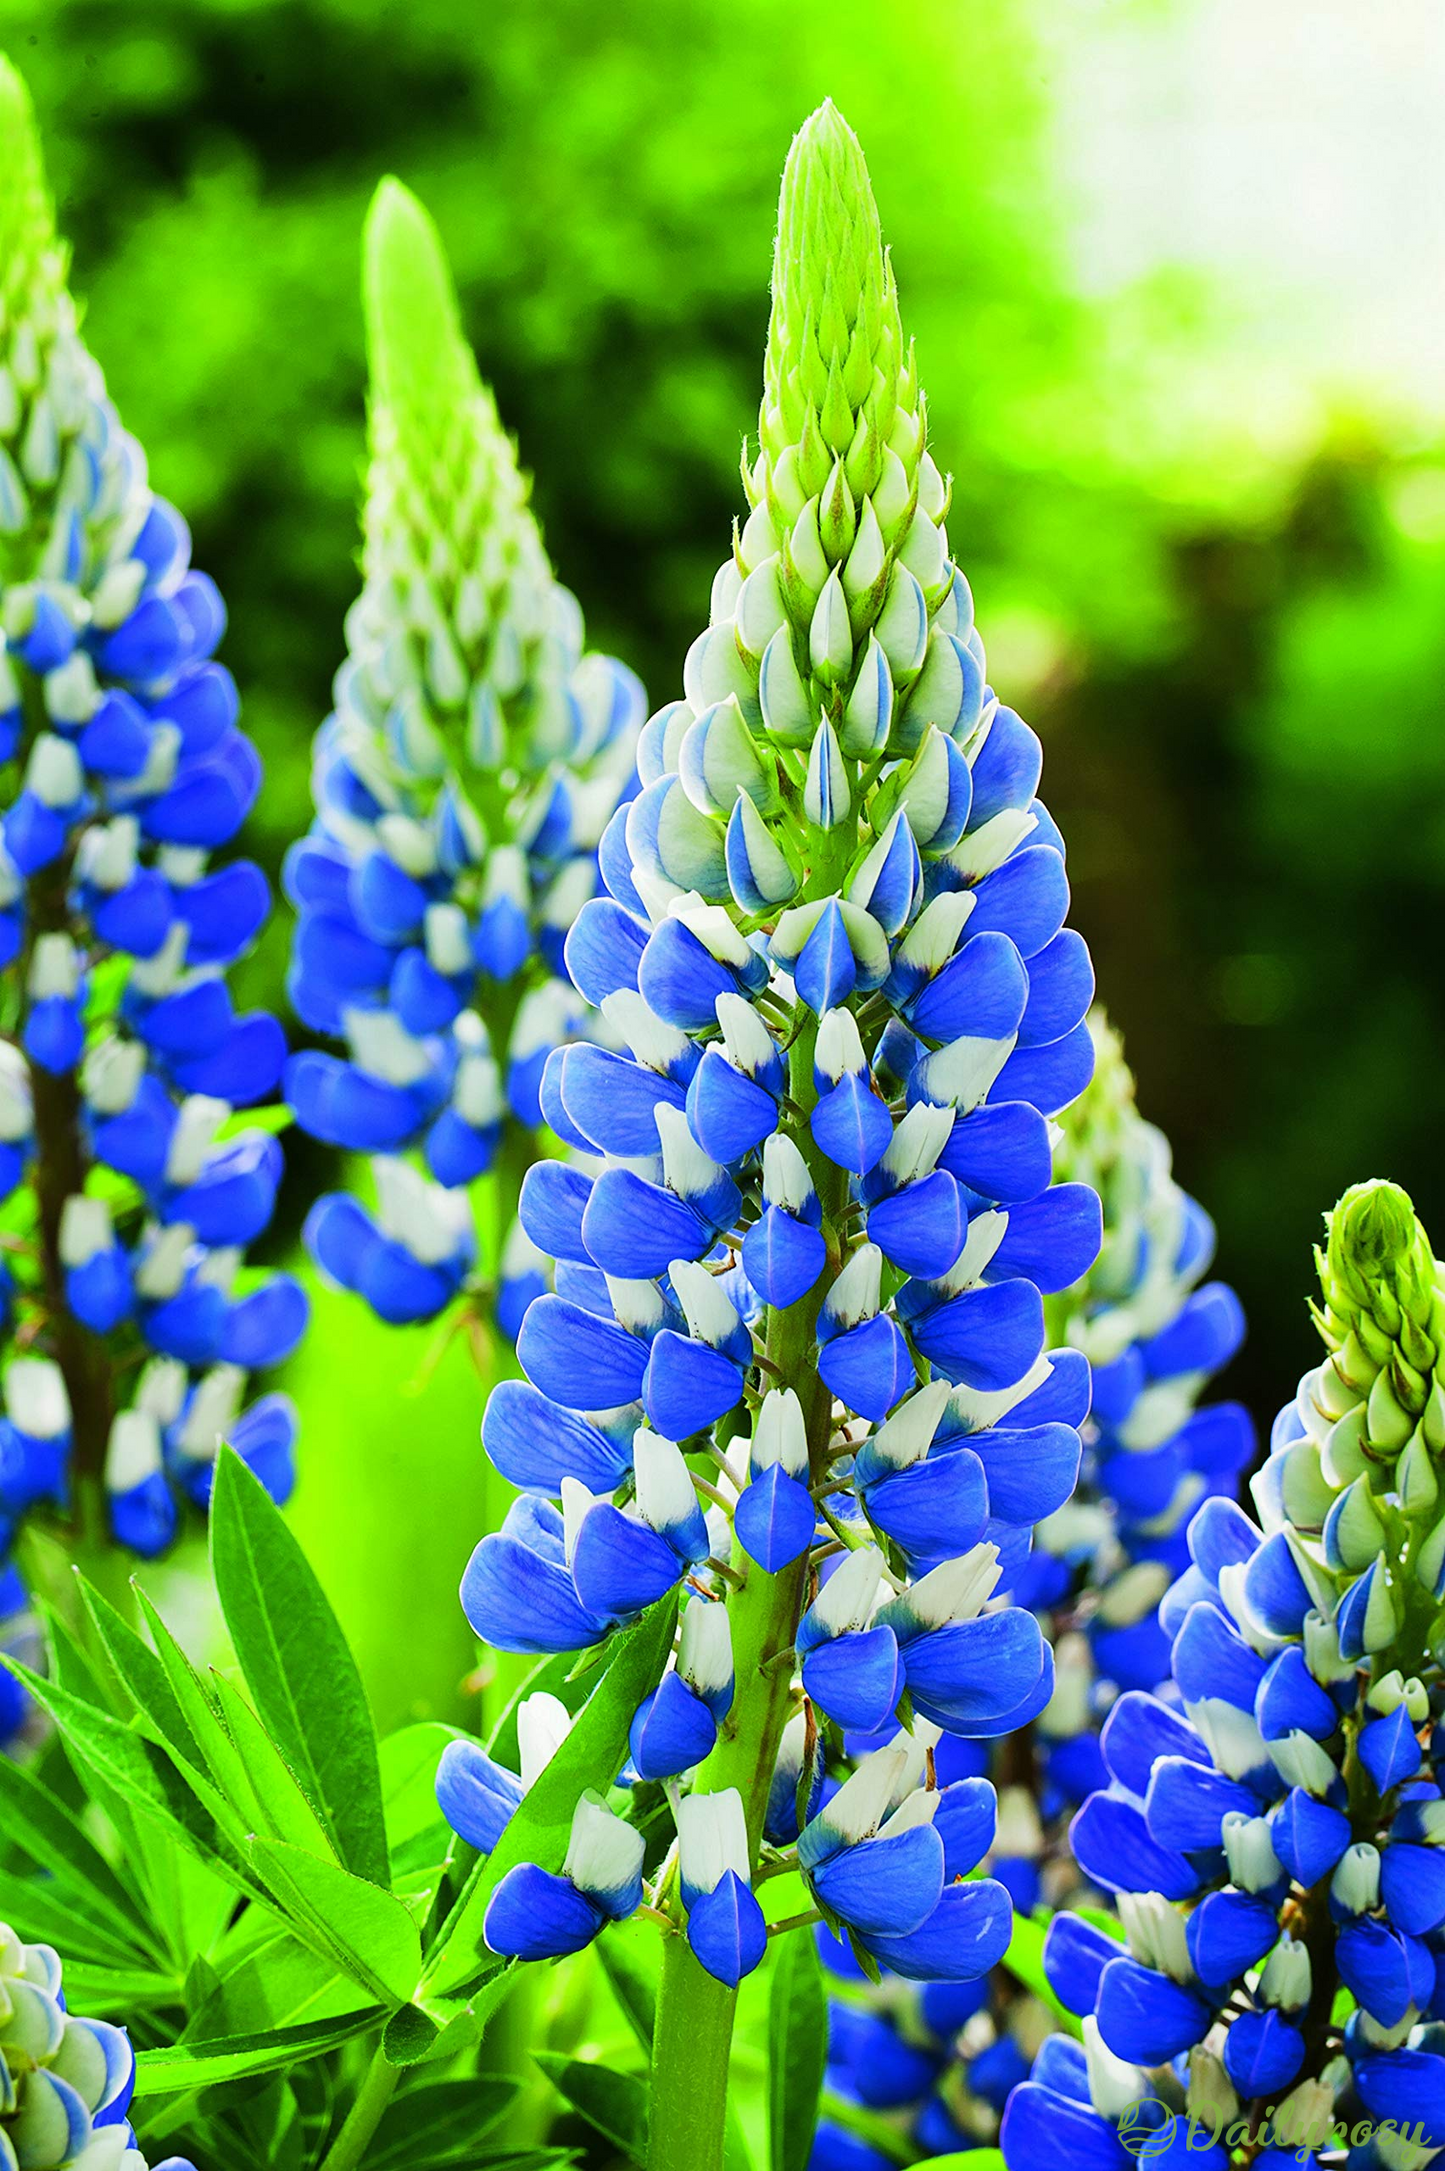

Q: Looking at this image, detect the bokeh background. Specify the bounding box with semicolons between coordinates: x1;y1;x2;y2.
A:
7;0;1444;1720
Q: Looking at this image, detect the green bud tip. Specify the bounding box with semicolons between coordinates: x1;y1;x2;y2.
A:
1328;1180;1421;1287
762;100;906;471
0;55;60;308
363;175;478;422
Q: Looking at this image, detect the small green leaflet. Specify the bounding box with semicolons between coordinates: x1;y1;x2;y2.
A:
769;1927;827;2171
534;2054;647;2162
247;1838;422;2007
133;2007;384;2096
423;1593;678;1998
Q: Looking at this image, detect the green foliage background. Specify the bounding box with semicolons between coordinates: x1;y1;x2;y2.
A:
7;0;1443;1725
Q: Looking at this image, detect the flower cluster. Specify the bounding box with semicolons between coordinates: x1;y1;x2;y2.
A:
444;102;1101;2001
0;61;303;1566
812;1015;1254;2163
0;1919;195;2170
1002;1179;1445;2171
285;180;645;1337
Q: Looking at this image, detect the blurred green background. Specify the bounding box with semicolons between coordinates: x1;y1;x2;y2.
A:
7;0;1444;1722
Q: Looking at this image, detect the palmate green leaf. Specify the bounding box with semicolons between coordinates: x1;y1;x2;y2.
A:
533;2053;647;2162
0;1751;161;1957
247;1837;422;2007
380;1964;516;2070
596;1924;658;2053
423;1594;679;1999
367;2077;518;2170
381;1722;462;1896
132;2007;385;2097
768;1925;827;2171
211;1446;389;1885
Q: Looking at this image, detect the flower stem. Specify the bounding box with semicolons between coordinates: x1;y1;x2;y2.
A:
646;1928;737;2171
316;2039;400;2171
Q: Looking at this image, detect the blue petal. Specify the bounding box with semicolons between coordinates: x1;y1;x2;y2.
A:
986;1185;1102;1294
936;1099;1052;1205
687;1870;768;1987
482;1380;633;1494
740;1207;826;1310
1185;1888;1280;1986
686;1049;779;1164
818;1316;913;1421
484;1863;602;1959
1070;1794;1200;1901
1360;1706;1422;1795
965;1423;1081;1525
989;1018;1094;1116
642;1331;744;1438
570;1504;687;1621
222;1274;309;1368
864;1876;1013;1984
893;1608;1046;1735
1380;1842;1445;1935
735;1467;816;1571
1145;1756;1259;1854
582;1168;711;1280
629;1673;718;1780
802;1627;904;1733
1186;1495;1261;1583
1096;1956;1211;2064
565;898;648;1005
1138;2116;1227;2171
1241;1530;1312;1637
1270;1789;1350;1887
908;931;1028;1045
1043;1912;1125;2018
1354;2048;1445;2149
795;900;858;1016
461;1529;609;1656
969;706;1042;824
554;1044;687;1157
934;1778;997;1878
1255;1647;1339;1744
810;1076;894;1177
867;1172;965;1278
1142;1282;1245;1379
519;1295;649;1410
911;1278;1044;1391
639;918;743;1031
863;1448;988;1560
1017;929;1094;1047
1099;1692;1211;1797
110;1473;178;1558
435;1739;525;1852
1171;1600;1266;1714
967;847;1068;960
812;1823;945;1938
1000;2083;1133;2171
1337;1917;1435;2026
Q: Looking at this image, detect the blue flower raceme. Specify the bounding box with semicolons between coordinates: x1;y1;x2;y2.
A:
0;1918;196;2169
813;1013;1254;2164
1002;1180;1445;2171
0;60;303;1571
447;107;1099;2146
286;180;644;1336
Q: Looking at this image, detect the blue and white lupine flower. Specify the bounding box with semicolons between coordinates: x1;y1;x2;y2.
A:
434;1689;573;1854
286;178;644;1334
1001;1180;1445;2171
0;1918;197;2169
0;62;303;1570
483;1792;646;1963
678;1787;769;1986
459;105;1099;2061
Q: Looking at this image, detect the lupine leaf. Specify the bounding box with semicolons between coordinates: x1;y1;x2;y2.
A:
596;1924;658;2052
0;1751;159;1953
380;1721;462;1893
368;2077;519;2168
246;1836;423;2006
534;2053;647;2160
380;1966;516;2068
423;1592;678;1998
211;1445;389;1885
133;2008;386;2096
768;1923;827;2171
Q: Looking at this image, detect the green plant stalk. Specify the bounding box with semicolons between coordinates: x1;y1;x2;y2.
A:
315;2038;401;2171
646;1016;844;2171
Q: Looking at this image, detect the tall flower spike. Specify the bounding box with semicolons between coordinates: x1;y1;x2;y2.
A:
815;1010;1255;2160
0;1918;196;2169
0;59;303;1574
286;177;645;1335
461;104;1100;2171
1003;1177;1445;2171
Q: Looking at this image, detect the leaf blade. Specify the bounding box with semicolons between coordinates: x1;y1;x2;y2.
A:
768;1923;827;2171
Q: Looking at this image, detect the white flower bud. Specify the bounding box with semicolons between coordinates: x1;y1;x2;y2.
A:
177;1365;245;1460
59;1194;113;1267
105;1409;162;1495
4;1358;70;1438
516;1692;572;1790
1331;1842;1381;1915
751;1388;809;1478
1259;1933;1312;2011
1221;1812;1283;1894
562;1794;644;1902
679;1787;751;1897
667;1259;740;1349
900;1544;1001;1629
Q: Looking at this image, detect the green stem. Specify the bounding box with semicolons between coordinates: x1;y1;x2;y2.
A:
316;2039;400;2171
647;1013;846;2171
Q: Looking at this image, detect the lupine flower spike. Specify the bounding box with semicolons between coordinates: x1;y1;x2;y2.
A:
0;1919;196;2169
286;178;645;1338
0;59;303;1577
1004;1179;1445;2171
814;1010;1254;2162
447;100;1101;2171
